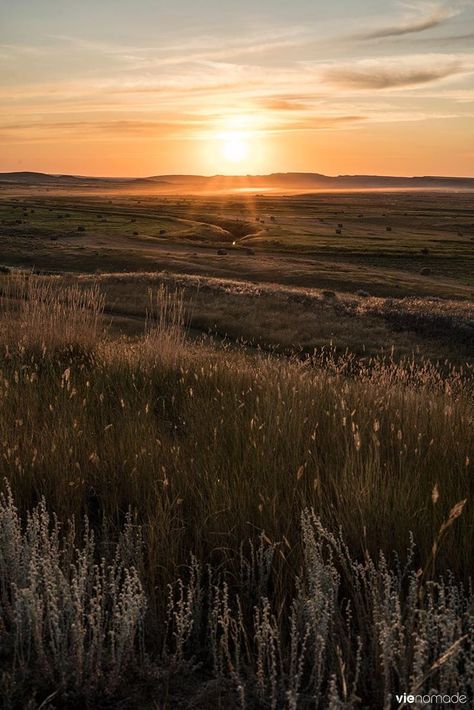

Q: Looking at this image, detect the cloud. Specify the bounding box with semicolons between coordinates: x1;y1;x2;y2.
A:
323;58;464;89
0;118;210;144
0;110;370;146
258;96;314;111
271;115;367;132
394;31;474;46
46;29;309;70
354;3;458;40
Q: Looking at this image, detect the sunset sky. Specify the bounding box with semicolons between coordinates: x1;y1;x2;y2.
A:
1;0;473;176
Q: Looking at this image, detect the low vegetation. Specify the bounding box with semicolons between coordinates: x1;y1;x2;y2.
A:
0;191;472;302
0;275;472;708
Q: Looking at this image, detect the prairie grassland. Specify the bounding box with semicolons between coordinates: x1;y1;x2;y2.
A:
0;275;472;708
1;190;473;301
81;270;473;363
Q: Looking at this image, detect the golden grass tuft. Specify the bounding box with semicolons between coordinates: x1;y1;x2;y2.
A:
0;272;105;355
142;284;187;365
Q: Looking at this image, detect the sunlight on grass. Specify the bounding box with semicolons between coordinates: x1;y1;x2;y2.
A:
0;275;472;707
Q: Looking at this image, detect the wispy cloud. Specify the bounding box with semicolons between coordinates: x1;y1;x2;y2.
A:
322;56;466;89
0;117;210;144
258;96;315;111
45;29;310;69
354;2;459;40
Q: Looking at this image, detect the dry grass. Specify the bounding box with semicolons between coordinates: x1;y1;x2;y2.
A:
143;283;187;365
77;270;474;363
0;272;104;355
0;275;472;707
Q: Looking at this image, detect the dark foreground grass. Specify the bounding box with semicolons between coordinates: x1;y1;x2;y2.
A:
0;276;472;708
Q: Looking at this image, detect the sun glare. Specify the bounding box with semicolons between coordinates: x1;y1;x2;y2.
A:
206;114;267;172
220;131;249;163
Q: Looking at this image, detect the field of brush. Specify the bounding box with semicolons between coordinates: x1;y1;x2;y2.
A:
0;189;473;708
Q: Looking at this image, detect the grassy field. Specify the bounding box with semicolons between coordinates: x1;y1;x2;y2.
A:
1;190;473;298
1;188;473;364
0;189;473;707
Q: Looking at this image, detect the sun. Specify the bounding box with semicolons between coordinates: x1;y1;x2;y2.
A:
219;131;249;164
207;114;265;172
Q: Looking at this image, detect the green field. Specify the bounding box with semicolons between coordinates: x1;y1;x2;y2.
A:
1;190;473;294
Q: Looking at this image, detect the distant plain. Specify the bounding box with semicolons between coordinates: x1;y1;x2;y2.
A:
1;184;472;362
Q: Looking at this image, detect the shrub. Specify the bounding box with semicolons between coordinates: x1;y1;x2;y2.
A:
1;491;472;708
0;487;146;703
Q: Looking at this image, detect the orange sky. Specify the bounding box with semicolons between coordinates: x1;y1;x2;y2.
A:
1;1;473;176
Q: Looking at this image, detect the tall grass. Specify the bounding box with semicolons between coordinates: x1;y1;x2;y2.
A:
0;272;104;355
143;284;187;365
0;275;472;707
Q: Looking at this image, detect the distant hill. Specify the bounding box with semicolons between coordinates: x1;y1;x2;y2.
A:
0;171;473;192
0;171;167;187
155;173;474;190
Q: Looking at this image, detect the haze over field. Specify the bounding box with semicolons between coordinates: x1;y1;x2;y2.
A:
1;169;474;193
1;0;473;177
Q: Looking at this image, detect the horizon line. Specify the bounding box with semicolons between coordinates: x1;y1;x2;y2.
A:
1;169;474;180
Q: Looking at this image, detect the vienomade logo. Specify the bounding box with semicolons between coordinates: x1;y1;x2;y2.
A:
395;692;468;706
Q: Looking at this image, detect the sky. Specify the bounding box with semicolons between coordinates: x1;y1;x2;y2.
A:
0;0;473;176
